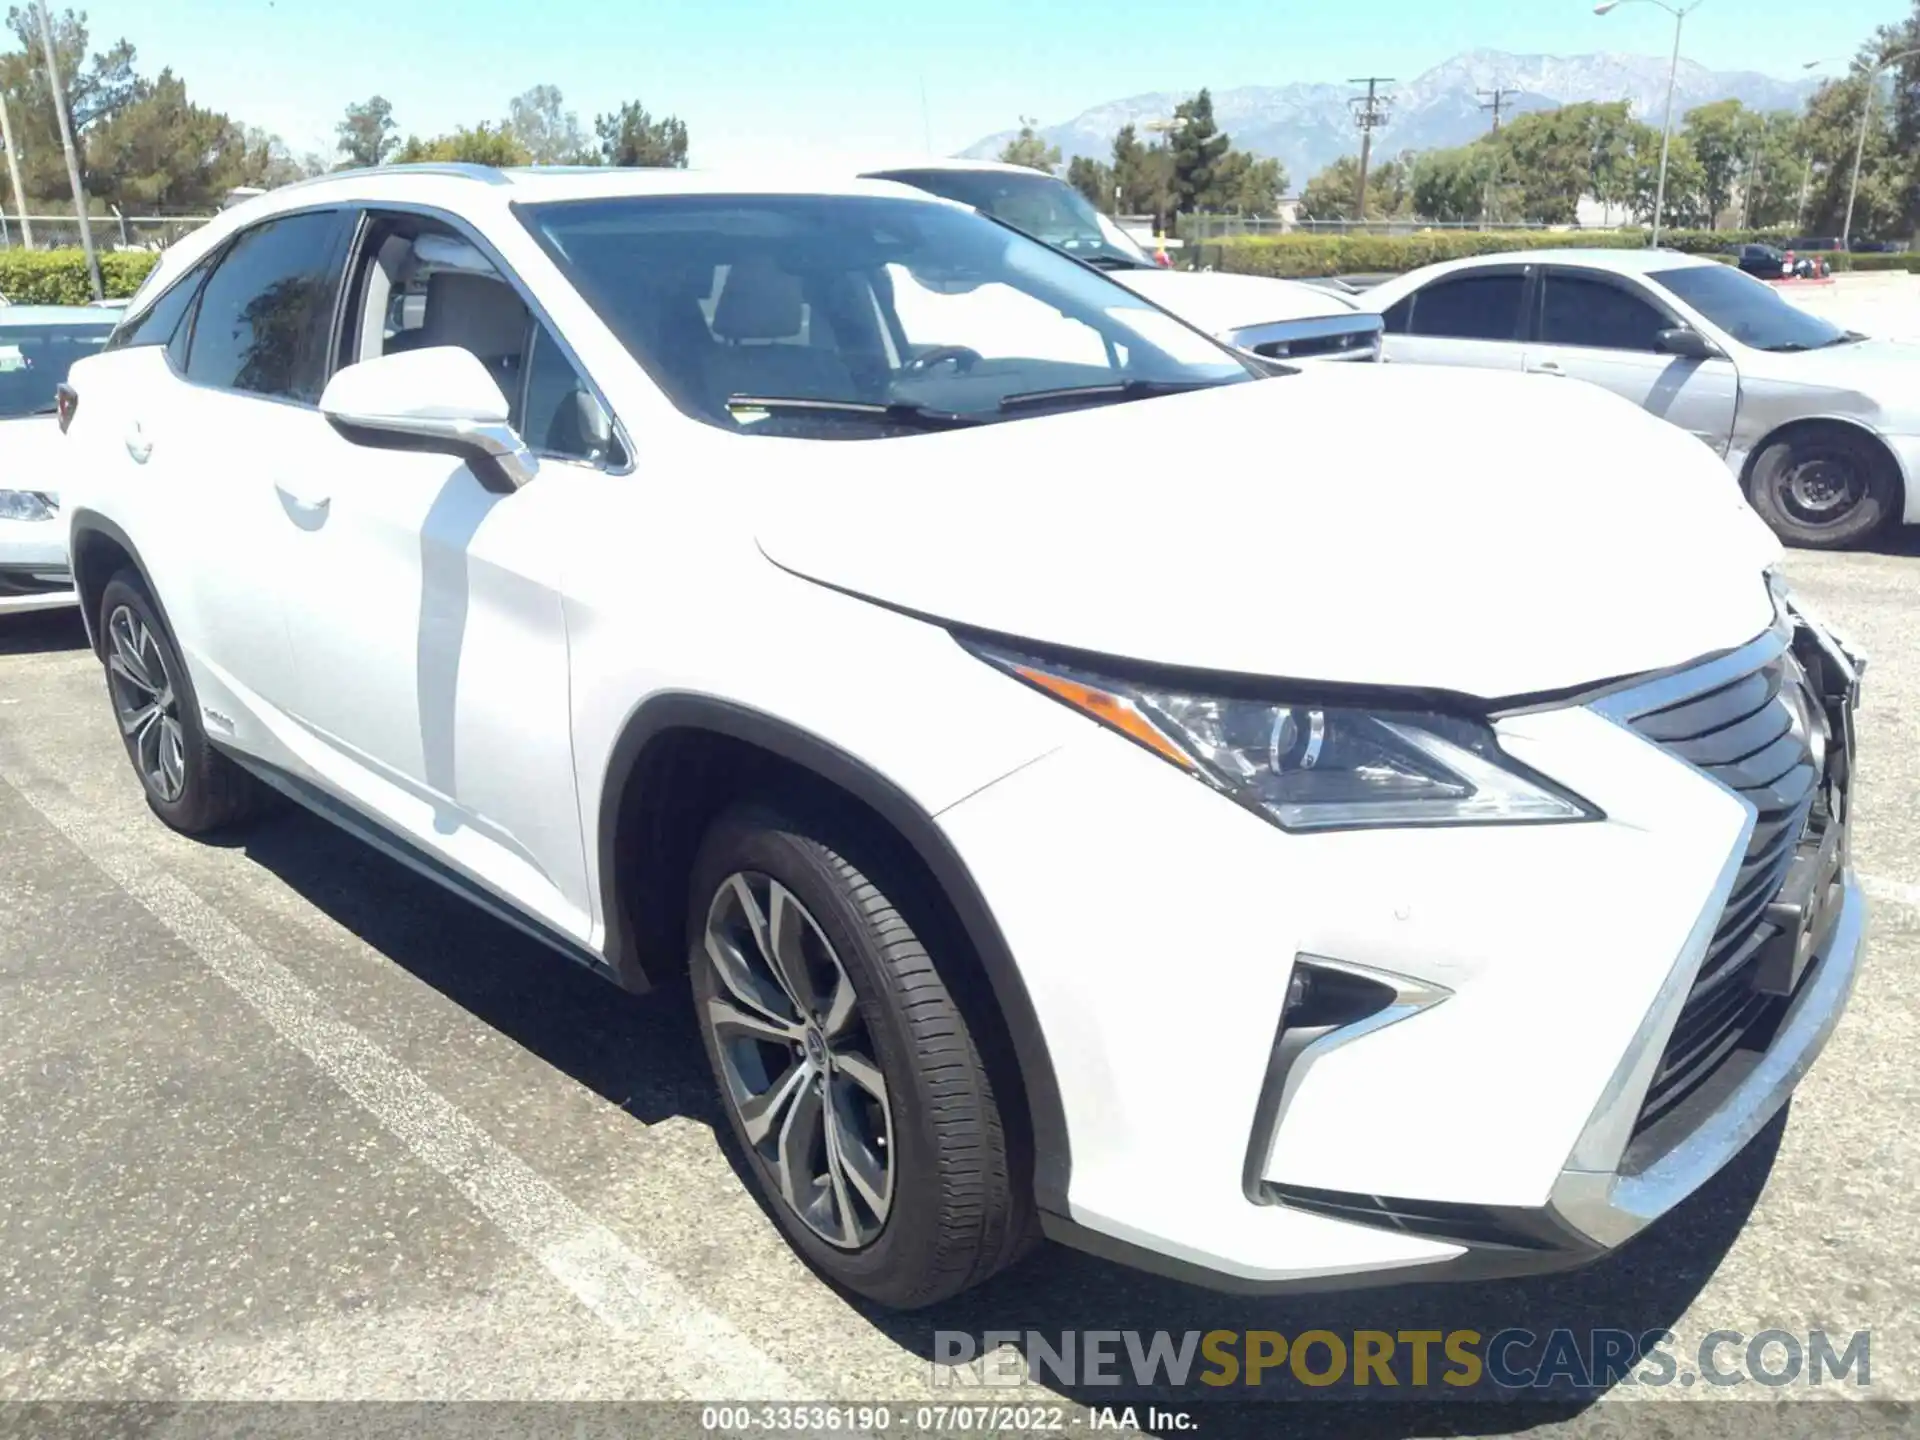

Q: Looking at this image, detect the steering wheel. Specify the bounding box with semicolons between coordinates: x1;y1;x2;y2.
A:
901;345;983;375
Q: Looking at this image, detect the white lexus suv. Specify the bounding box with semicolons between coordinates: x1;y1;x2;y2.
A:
61;163;1866;1308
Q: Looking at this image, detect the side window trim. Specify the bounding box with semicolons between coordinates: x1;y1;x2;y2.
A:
341;200;633;475
1536;266;1683;354
175;205;358;410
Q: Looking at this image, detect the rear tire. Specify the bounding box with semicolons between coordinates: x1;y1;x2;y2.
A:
1744;428;1897;550
687;805;1034;1308
98;571;277;835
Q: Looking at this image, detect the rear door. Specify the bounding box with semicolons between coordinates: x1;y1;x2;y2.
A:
1526;266;1739;455
1379;266;1529;371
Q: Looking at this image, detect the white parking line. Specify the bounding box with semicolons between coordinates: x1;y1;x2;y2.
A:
1863;873;1920;913
1;770;805;1401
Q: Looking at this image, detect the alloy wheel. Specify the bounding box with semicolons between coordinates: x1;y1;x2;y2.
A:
700;871;895;1249
106;605;186;804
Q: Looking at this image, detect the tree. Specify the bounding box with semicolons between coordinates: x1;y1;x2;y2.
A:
1408;144;1496;222
229;126;325;189
1491;103;1615;224
336;95;396;168
1167;88;1229;213
1066;154;1112;211
1796;72;1901;237
997;116;1059;172
0;6;140;202
1683;98;1764;227
1738;111;1806;228
393;122;530;167
82;68;236;210
506;84;593;165
1298;154;1409;220
1206;149;1285;214
594;99;688;167
1110;123;1174;225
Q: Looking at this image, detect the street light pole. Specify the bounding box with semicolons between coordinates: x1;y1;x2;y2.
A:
1595;0;1703;248
32;0;101;298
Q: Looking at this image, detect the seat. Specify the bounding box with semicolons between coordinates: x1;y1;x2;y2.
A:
390;271;531;405
706;258;855;404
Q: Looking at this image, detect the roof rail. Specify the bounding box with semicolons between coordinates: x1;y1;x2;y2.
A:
257;162;512;200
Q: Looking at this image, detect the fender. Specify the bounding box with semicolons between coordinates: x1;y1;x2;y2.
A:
598;691;1073;1216
67;509;169;659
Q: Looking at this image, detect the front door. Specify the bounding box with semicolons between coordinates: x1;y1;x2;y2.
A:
1526;267;1739;455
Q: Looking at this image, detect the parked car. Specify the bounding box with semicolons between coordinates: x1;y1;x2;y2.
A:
63;165;1866;1308
1360;248;1918;548
1732;243;1789;279
859;159;1384;363
0;305;115;614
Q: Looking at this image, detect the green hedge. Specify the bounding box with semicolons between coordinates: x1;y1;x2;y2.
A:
0;248;159;305
1204;228;1914;279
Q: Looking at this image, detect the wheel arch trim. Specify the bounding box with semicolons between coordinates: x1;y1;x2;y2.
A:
67;510;170;659
597;691;1073;1215
1738;412;1907;508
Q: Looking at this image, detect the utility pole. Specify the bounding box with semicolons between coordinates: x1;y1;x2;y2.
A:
1348;76;1394;223
1477;87;1515;226
1796;153;1812;231
0;92;31;248
1739;124;1763;229
33;0;101;298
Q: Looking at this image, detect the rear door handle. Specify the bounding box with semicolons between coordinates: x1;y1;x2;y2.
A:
125;422;152;463
1531;361;1565;376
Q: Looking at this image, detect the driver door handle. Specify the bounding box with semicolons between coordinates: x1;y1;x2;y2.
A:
1531;360;1565;376
125;422;153;463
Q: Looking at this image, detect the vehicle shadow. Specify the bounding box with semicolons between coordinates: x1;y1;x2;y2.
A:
849;1117;1783;1438
0;607;89;656
221;801;1780;1440
222;804;721;1128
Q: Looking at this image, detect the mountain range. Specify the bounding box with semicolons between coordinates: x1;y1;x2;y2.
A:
959;49;1823;186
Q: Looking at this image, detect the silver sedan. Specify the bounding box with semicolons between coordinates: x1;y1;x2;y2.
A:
1359;249;1919;549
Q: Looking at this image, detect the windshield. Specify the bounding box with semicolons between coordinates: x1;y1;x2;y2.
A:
1649;264;1853;352
518;193;1253;440
0;321;113;418
865;168;1154;269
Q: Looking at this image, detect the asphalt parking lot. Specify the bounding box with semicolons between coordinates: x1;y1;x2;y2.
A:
3;289;1916;1432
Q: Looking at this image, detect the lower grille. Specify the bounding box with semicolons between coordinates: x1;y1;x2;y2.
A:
1628;650;1824;1139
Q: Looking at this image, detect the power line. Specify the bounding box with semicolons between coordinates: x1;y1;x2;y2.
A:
1347;76;1394;221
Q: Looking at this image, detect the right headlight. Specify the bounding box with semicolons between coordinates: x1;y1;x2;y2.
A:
965;639;1598;833
0;490;58;522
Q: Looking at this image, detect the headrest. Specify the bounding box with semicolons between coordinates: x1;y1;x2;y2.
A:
711;259;803;342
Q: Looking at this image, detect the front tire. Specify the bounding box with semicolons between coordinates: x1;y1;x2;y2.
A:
688;806;1033;1308
98;571;276;834
1745;428;1897;550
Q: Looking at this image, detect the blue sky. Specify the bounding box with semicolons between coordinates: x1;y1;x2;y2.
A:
77;0;1907;167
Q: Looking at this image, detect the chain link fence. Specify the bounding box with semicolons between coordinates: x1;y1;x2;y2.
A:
0;212;214;252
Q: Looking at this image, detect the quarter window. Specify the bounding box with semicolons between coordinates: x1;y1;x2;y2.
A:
184;210;352;403
1406;273;1524;341
109;257;214;356
1539;273;1668;352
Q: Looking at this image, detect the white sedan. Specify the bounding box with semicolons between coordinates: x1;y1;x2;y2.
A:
0;305;116;613
1360;249;1920;549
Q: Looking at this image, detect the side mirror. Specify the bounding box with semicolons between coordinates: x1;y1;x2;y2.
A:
1655;327;1723;361
320;347;538;493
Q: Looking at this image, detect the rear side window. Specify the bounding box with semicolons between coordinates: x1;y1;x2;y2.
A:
110;258;213;355
1407;273;1524;341
185;211;353;404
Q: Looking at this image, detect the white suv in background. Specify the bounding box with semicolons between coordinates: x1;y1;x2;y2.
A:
861;159;1383;363
62;163;1866;1307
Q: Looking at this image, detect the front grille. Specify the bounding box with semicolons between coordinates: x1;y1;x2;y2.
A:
1628;652;1821;1139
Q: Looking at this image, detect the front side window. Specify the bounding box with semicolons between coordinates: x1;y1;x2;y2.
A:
1538;273;1669;351
1649;263;1853;353
341;214;621;465
0;321;115;419
185;210;352;403
1406;273;1524;341
868;168;1153;271
517;193;1254;440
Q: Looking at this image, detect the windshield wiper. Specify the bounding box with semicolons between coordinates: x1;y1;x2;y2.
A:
725;396;985;431
996;378;1221;413
1083;253;1156;271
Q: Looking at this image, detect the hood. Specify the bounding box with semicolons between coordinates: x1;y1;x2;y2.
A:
1104;267;1359;337
753;365;1782;700
0;415;66;497
1738;335;1920;391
